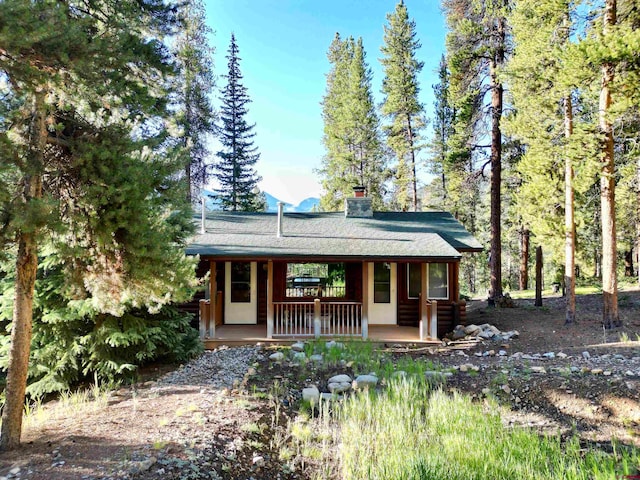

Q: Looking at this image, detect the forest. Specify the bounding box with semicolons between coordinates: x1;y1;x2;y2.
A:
0;0;639;453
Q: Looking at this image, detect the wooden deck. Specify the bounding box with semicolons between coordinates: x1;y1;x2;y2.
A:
202;324;439;349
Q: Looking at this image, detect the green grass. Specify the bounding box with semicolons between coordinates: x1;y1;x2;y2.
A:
335;378;639;480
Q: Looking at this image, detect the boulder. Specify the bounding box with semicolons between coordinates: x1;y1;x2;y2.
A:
353;374;378;389
328;381;351;394
291;342;306;352
269;352;285;361
464;324;482;336
310;354;324;363
302;386;320;405
328;374;352;384
292;352;306;362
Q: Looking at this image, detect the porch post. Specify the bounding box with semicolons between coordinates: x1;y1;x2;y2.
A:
209;260;217;338
267;260;274;339
313;298;321;339
361;262;368;339
420;263;428;341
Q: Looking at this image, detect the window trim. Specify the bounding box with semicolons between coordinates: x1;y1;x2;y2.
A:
230;261;252;303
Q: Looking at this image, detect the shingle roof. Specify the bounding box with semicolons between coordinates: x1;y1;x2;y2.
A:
186;211;482;261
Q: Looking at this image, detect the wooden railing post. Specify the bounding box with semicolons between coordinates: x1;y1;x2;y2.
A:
313;298;321;339
419;295;426;341
209;261;217;339
361;262;369;339
430;300;438;339
420;263;428;341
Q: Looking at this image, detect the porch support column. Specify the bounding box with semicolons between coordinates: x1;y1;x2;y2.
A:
267;260;274;339
361;261;368;339
419;263;428;341
209;260;217;338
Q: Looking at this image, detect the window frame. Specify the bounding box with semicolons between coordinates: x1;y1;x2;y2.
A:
373;262;391;304
407;263;421;299
230;262;252;303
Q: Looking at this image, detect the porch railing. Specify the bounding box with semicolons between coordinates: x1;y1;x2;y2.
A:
272;299;362;338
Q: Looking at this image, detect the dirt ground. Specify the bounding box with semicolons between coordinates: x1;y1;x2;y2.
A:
1;288;640;479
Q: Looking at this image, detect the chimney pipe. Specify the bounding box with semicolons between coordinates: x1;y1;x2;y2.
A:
277;202;284;237
200;196;206;234
353;185;366;198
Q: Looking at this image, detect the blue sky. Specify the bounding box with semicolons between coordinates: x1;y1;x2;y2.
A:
205;1;447;205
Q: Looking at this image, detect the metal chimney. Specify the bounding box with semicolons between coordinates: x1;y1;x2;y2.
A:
277;202;284;237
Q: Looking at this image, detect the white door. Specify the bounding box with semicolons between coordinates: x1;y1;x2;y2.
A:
367;262;397;325
225;261;257;324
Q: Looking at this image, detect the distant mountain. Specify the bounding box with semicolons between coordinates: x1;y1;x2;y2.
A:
201;189;319;213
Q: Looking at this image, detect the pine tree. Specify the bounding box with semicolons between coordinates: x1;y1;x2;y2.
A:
212;34;263;212
172;0;216;202
443;0;509;301
319;34;387;211
427;55;454;208
0;0;195;450
380;1;426;212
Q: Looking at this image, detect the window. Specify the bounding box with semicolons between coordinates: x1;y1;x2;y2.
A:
428;263;449;299
374;262;391;303
230;262;251;303
407;263;421;299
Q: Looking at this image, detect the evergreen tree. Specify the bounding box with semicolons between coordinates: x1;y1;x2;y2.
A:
172;0;216;202
212;34;263;212
380;1;426;212
319;34;387;211
0;0;196;450
427;55;454;208
443;0;509;301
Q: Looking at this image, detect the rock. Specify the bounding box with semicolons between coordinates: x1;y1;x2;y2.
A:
302;386;320;405
269;352;285;362
603;371;612;376
478;330;495;340
543;352;555;359
292;352;306;362
10;467;21;475
459;364;473;372
498;350;507;356
425;371;448;381
488;350;496;356
626;370;634;376
582;351;591;360
530;366;546;374
353;374;378;389
501;384;511;395
591;368;603;375
252;455;265;468
451;325;467;340
614;354;626;360
310;354;323;363
328;381;351;394
502;330;519;340
557;352;568;359
326;341;344;350
321;392;337;401
392;370;407;379
511;352;523;359
474;352;483;357
291;342;306;352
464;324;482;335
482;388;491;396
328;374;352;384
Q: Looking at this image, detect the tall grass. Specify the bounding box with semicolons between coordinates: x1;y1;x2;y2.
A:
337;378;638;480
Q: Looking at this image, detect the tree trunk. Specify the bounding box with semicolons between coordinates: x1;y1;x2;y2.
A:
564;95;576;324
600;0;620;329
0;95;46;451
535;246;543;307
488;17;505;301
519;227;529;290
624;250;634;277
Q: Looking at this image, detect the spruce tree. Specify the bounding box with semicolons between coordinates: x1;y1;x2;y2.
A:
0;0;195;450
380;0;426;212
213;34;263;212
172;0;216;202
320;34;386;211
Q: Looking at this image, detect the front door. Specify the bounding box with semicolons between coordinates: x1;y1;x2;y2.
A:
224;261;257;324
367;262;397;325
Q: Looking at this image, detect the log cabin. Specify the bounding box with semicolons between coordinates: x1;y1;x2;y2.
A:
185;190;482;343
